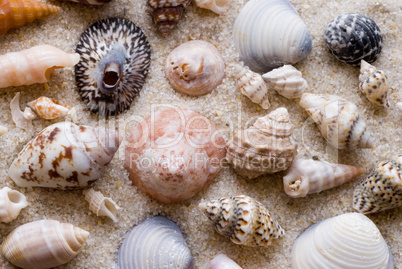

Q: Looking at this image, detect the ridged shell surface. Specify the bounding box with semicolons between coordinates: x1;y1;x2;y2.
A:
359;60;390;107
117;216;194;269
291;213;393;269
1;219;89;269
353;154;402;214
226;107;298;179
199;195;285;247
210;254;243;269
324;14;382;66
194;0;229;14
27;96;70;119
0;187;28;223
233;0;312;72
83;188;120;222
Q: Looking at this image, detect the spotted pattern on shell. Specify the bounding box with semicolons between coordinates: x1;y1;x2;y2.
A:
27;96;70;120
359;60;390;107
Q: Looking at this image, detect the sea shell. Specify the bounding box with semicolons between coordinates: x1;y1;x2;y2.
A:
147;0;191;37
8;121;122;190
283;159;366;198
0;187;28;223
324;14;382;66
359;60;390;107
291;213;394;269
165;40;225;96
117;216;194;269
299;93;373;149
199;195;285;247
353;154;402;214
210;254;243;269
75;18;151;116
262;65;307;99
226;107;298;179
61;0;111;5
194;0;229;14
233;0;312;73
234;65;270;109
83;188;120;222
1;219;89;269
27;96;70;119
0;0;60;34
10;92;37;130
0;125;7;136
125;108;226;203
0;45;79;88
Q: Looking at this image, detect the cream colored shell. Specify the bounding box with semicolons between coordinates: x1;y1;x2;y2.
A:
165;40;225;96
210;254;243;269
28;96;70;120
10;92;37;130
359;60;390;107
0;187;28;223
194;0;229;14
83;188;120;222
0;125;7;136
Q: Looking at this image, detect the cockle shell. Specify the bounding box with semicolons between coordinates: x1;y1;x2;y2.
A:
10;92;37;130
27;96;70;119
234;65;270;109
233;0;312;73
1;219;89;269
117;216;194;269
299;93;373;149
359;60;390;107
0;45;79;88
226;107;298;179
199;195;285;247
0;125;7;136
291;213;394;269
147;0;191;37
0;187;28;223
210;254;243;269
324;14;382;66
283;159;366;198
8;121;122;190
262;65;307;99
353;155;402;214
125;108;226;203
83;188;120;222
75;18;151;116
0;0;60;34
165;40;225;96
195;0;229;15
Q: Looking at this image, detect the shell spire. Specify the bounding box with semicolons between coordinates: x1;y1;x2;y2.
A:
359;60;390;107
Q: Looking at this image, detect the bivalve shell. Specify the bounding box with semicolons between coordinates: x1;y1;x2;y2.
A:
0;187;28;223
359;60;390;107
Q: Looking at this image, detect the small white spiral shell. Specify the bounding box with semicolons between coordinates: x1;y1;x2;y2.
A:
83;188;120;222
10;92;37;130
0;187;28;223
194;0;230;14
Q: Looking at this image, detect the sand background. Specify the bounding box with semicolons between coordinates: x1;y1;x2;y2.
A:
0;0;401;268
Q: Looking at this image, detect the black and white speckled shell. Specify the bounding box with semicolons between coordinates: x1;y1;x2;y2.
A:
324;14;382;66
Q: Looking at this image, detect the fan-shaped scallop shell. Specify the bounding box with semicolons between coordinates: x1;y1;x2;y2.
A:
75;18;151;116
8;121;122;190
199;195;285;247
210;254;243;269
27;96;70;119
1;219;89;269
359;60;390;107
117;216;194;269
324;14;382;66
299;93;373;149
0;0;60;34
165;40;225;96
83;188;120;222
194;0;229;15
262;65;307;99
0;187;28;223
233;0;312;73
353;154;402;214
291;213;394;268
226;107;298;179
283;159;366;198
0;45;79;88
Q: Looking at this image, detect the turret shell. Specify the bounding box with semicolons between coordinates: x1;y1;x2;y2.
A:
83;188;120;222
194;0;229;14
0;187;28;223
27;96;70;119
359;60;390;107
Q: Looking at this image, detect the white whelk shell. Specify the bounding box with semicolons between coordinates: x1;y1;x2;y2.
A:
0;187;28;223
283;159;366;198
359;60;390;107
195;0;230;15
0;125;8;136
210;254;243;269
291;213;394;269
262;65;307;99
10;92;37;130
83;188;120;222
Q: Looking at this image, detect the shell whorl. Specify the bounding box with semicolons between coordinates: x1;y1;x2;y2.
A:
0;187;28;223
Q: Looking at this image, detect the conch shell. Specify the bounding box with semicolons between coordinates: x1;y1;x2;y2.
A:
10;92;37;130
83;188;120;222
359;60;390;107
283;159;366;198
194;0;229;14
27;96;70;119
0;187;28;223
226;107;298;179
0;0;60;34
8;122;122;190
0;45;80;88
1;219;89;269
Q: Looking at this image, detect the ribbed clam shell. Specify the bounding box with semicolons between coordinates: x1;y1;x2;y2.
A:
210;254;243;269
10;92;37;130
291;213;394;269
324;14;382;66
75;18;151;116
1;219;89;269
283;159;366;198
233;0;312;73
359;60;390;107
117;216;194;269
262;65;307;99
299;93;373;149
165;40;225;96
353;154;402;214
8;121;122;190
83;188;120;222
0;45;79;88
226;107;298;179
27;96;70;119
0;125;7;136
194;0;229;14
199;195;285;247
0;187;28;223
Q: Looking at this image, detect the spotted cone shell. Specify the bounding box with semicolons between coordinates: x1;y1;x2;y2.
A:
359;60;390;107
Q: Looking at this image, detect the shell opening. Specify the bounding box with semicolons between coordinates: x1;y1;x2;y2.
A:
289;178;302;191
102;62;121;94
8;190;25;204
45;66;62;80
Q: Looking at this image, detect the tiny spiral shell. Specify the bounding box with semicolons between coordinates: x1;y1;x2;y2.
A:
83;188;120;222
10;92;37;130
28;96;70;120
0;187;28;223
359;60;390;107
194;0;229;14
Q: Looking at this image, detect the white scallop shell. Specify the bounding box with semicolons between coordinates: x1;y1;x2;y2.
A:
195;0;229;14
210;254;243;269
10;92;37;130
83;188;120;222
359;60;390;107
0;187;28;223
291;213;394;269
